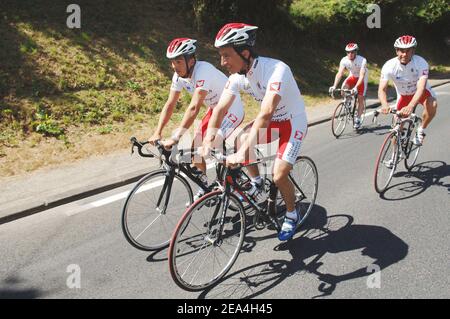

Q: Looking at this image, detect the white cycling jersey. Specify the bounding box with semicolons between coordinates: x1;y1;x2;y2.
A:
340;55;368;77
171;61;232;108
224;57;306;122
380;55;433;96
339;55;369;78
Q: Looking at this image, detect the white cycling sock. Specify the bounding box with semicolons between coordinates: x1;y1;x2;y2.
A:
286;210;298;221
199;173;208;185
251;176;263;186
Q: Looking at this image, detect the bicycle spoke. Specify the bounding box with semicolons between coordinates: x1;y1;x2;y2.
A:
135;213;163;240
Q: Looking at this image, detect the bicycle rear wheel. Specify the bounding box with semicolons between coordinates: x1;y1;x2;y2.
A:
169;191;245;291
289;156;319;226
374;132;399;193
122;170;193;251
404;118;422;170
332;102;348;138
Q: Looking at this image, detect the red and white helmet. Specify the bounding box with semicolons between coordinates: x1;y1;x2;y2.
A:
345;43;359;52
214;23;258;48
166;38;197;59
394;35;417;49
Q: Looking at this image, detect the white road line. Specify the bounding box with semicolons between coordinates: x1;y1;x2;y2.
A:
65;162;216;216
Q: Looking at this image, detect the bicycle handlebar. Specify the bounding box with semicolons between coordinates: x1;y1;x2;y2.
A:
330;88;355;99
130;136;156;158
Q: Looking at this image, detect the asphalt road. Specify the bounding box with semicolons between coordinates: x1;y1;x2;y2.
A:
1;83;449;299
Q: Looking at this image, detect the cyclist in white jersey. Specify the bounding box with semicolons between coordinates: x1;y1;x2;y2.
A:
149;38;245;199
202;23;308;241
379;35;437;145
329;43;368;129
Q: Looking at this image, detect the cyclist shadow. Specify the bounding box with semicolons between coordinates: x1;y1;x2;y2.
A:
145;210;259;263
380;160;450;201
197;205;408;299
336;123;392;140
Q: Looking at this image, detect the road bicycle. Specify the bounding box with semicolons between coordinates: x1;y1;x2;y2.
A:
331;89;366;137
168;151;318;291
121;138;224;251
121;138;264;251
373;109;422;193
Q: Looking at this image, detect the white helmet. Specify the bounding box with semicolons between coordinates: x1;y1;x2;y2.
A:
345;43;359;52
166;38;197;59
214;23;258;48
394;35;417;49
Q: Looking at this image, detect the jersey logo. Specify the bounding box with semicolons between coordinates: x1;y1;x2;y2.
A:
196;80;205;88
270;82;281;92
227;113;238;123
294;130;304;141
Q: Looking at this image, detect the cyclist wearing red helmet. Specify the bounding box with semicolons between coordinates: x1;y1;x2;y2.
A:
379;35;438;145
149;38;245;200
203;23;308;241
329;43;368;129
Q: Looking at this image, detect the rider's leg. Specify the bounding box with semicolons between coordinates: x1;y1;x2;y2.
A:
422;95;437;129
357;95;365;117
235;121;262;180
275;116;307;241
273;159;295;212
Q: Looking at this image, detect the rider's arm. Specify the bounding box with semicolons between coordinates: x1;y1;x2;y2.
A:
204;92;236;143
239;92;280;158
151;89;180;139
332;64;346;88
378;79;390;111
355;61;367;89
172;88;208;141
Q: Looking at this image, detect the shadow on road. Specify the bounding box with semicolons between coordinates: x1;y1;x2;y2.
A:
197;205;408;299
0;276;45;299
380;160;450;200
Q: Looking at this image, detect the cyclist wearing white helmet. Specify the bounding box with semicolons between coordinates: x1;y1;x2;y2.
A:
149;37;245;200
379;35;437;145
329;42;369;129
202;23;308;241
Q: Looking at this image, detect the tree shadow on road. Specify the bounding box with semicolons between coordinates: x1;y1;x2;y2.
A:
197;205;408;299
0;275;45;299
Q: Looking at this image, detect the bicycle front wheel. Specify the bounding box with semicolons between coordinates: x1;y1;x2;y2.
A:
169;191;246;291
122;170;193;251
374;132;399;193
332;102;348;138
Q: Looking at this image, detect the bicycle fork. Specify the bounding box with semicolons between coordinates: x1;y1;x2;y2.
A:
156;169;175;215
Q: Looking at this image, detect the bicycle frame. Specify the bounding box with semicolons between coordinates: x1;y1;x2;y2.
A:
130;138;225;214
387;110;421;160
333;89;357;111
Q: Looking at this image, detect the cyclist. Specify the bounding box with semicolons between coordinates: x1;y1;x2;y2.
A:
329;43;368;129
378;35;437;146
202;23;308;241
149;38;245;199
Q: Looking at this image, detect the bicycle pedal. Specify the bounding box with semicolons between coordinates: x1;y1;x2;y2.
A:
253;214;266;230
